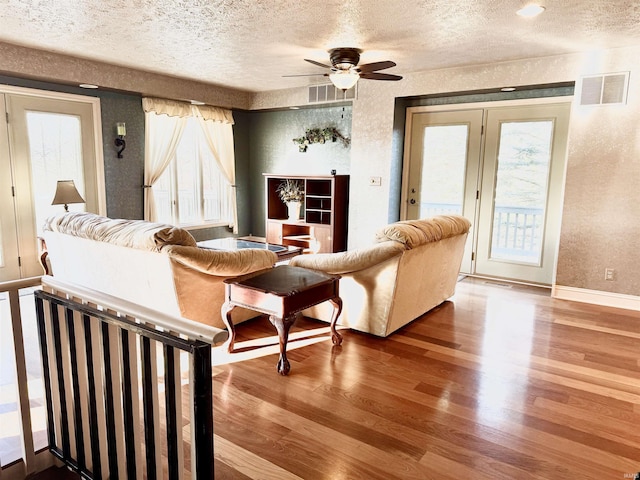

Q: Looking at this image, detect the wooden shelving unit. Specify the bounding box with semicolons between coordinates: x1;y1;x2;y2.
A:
264;174;349;253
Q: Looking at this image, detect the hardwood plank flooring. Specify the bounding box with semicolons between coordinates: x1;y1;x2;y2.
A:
27;277;640;479
208;277;640;479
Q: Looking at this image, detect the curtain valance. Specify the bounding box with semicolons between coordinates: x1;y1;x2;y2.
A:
142;98;192;118
142;97;234;124
197;104;235;124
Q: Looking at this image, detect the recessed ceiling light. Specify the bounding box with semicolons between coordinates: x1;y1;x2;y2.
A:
501;87;517;92
516;4;545;17
79;84;99;89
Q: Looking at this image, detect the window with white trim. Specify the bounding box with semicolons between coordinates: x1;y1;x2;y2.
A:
153;116;231;227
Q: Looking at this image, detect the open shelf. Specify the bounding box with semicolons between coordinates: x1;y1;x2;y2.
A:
305;210;332;225
283;234;314;241
305;196;332;211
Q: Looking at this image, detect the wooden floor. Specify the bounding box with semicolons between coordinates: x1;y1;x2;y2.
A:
209;277;640;480
23;277;640;479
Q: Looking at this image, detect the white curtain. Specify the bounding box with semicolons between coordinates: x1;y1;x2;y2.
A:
142;98;189;221
195;105;238;232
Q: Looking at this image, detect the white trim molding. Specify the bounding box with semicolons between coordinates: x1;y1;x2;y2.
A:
552;285;640;312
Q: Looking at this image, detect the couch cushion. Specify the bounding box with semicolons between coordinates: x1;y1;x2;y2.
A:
375;214;471;249
43;212;197;251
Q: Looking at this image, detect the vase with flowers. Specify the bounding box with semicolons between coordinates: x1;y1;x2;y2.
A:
277;179;304;220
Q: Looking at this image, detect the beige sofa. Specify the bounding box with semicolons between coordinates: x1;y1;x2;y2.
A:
42;212;277;329
289;215;471;337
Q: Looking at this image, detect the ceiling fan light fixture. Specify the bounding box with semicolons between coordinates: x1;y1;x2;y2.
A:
329;70;359;91
516;4;545;17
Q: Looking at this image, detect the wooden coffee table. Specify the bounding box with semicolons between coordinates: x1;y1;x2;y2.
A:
221;265;342;375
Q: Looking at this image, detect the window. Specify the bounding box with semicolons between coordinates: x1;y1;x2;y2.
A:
143;98;237;231
154;117;230;226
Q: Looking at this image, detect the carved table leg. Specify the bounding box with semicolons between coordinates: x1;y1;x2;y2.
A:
328;297;343;346
220;302;237;353
269;314;297;375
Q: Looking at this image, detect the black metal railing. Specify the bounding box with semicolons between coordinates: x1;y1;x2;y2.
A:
34;279;221;479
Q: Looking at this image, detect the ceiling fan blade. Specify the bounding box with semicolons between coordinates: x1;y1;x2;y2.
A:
282;73;329;77
304;58;332;69
357;60;396;73
359;72;403;81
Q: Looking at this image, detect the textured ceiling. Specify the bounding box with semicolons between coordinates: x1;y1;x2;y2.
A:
1;0;639;92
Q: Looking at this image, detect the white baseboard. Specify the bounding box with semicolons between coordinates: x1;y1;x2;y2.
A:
552;285;640;311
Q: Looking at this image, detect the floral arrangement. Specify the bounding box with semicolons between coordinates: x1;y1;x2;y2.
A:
276;179;304;203
292;127;350;152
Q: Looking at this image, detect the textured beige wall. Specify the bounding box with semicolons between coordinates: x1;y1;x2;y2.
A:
255;46;640;295
1;40;638;294
555;50;640;296
0;41;252;109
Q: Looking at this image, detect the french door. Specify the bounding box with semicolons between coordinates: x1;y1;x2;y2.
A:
0;87;104;281
403;100;571;285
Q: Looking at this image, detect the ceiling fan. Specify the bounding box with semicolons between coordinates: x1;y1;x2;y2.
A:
285;47;402;91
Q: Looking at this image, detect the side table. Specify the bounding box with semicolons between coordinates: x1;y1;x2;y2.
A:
221;265;343;375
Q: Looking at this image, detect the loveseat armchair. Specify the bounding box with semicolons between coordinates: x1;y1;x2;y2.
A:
289;215;471;337
42;212;277;330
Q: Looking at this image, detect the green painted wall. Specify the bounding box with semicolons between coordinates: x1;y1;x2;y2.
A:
244;105;352;237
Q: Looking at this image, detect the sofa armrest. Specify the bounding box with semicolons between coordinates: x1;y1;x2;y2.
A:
164;245;277;276
289;241;405;275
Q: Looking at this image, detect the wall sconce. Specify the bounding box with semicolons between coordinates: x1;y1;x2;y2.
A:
115;122;126;158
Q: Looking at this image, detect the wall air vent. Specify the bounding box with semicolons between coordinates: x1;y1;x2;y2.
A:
579;72;629;106
308;83;357;104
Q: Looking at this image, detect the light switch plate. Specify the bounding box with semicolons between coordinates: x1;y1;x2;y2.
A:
369;176;382;186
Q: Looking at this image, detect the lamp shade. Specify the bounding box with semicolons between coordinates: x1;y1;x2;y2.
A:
329;70;359;91
52;180;85;211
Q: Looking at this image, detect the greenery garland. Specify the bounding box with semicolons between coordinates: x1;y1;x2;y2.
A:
292;127;350;152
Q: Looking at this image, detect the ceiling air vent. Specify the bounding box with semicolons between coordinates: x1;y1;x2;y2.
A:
308;83;357;104
579;72;629;106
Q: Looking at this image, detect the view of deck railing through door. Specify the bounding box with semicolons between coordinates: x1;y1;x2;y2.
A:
420;202;544;263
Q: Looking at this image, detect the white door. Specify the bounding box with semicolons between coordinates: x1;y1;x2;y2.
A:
475;104;570;284
0;88;104;281
404;100;571;285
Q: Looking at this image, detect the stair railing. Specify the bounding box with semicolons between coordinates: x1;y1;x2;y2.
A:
34;275;227;480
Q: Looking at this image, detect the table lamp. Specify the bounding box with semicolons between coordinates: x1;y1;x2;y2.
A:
51;180;85;212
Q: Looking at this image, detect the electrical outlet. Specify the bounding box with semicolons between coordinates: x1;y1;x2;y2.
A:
604;268;615;281
369;176;381;186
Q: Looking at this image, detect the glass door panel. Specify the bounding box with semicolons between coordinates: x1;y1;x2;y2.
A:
490;120;553;265
27;111;86;237
418;125;468;216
